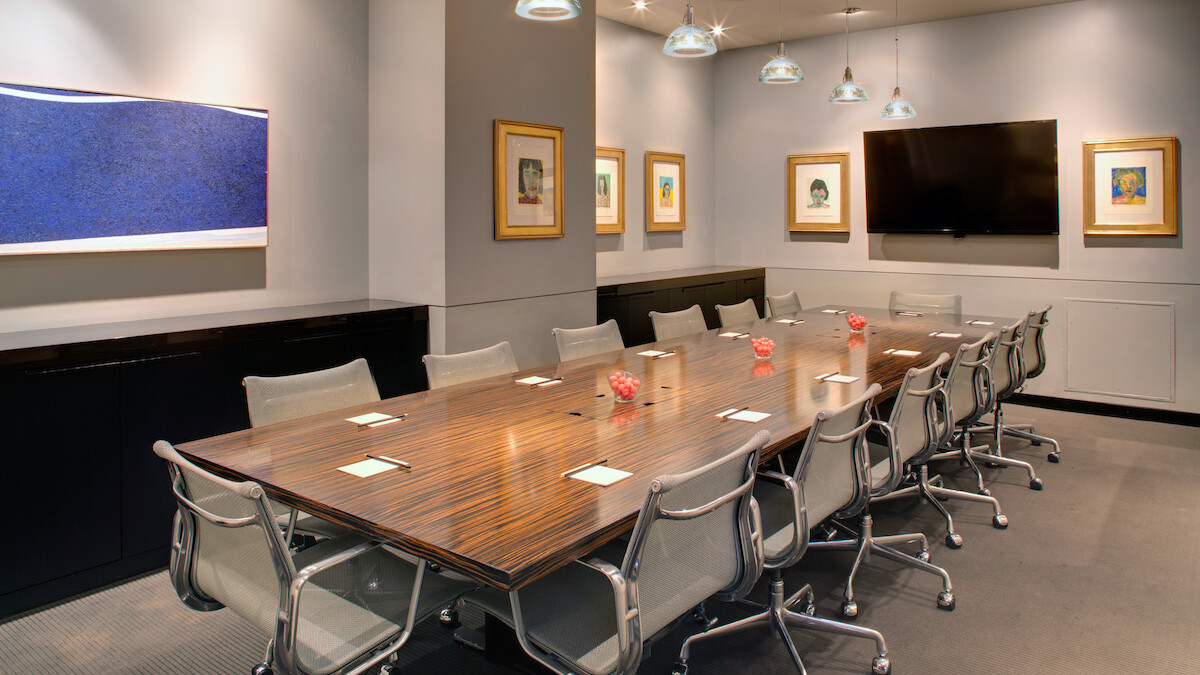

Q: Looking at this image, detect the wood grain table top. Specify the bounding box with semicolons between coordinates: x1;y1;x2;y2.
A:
177;305;1013;590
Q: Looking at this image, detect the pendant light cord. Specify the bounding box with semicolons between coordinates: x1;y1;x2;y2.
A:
894;0;900;87
844;9;850;67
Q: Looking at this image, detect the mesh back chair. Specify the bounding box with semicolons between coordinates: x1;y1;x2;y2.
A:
764;291;802;318
808;355;955;618
422;341;518;389
889;291;962;315
243;359;381;540
461;431;770;675
997;306;1061;462
965;317;1046;490
648;304;708;342
154;440;475;675
679;385;893;675
918;333;1009;547
551;319;625;362
715;298;760;328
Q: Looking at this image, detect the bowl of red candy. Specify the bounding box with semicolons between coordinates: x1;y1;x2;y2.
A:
750;335;775;359
847;313;866;333
608;371;641;402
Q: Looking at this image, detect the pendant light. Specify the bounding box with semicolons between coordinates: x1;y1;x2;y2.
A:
664;3;717;58
881;0;915;118
829;8;867;103
759;0;804;83
515;0;581;21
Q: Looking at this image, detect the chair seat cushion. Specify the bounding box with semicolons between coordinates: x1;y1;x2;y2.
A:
755;480;798;561
867;441;892;491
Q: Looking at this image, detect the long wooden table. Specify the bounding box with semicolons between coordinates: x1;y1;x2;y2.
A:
177;305;1012;591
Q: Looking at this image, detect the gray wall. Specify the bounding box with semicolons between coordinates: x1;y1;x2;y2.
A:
595;18;716;277
703;0;1199;413
0;0;370;330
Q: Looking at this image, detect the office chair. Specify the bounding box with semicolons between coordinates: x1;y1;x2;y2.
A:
243;358;381;540
764;290;802;318
965;317;1045;490
809;355;956;618
648;304;708;341
677;385;892;675
460;431;771;675
888;291;962;315
551;319;625;362
154;440;475;675
422;341;518;389
715;298;760;327
995;306;1061;461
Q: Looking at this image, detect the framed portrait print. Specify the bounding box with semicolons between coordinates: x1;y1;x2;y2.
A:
494;120;564;240
1083;137;1177;235
786;153;849;233
596;146;625;234
645;151;685;232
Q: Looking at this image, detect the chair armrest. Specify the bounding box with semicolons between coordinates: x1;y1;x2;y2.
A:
755;470;808;569
867;419;901;499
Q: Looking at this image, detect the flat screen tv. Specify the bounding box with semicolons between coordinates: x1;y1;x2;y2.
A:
864;120;1059;235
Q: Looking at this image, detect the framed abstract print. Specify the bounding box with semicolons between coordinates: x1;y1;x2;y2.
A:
786;153;849;233
1083;137;1177;235
595;146;625;234
494;119;564;240
645;151;685;232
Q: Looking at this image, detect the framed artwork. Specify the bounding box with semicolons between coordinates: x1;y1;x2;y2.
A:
1083;137;1177;235
786;153;849;233
0;82;267;256
595;146;625;234
494;119;564;240
645;151;685;232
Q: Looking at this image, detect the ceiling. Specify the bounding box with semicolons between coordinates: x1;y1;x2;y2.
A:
596;0;1075;50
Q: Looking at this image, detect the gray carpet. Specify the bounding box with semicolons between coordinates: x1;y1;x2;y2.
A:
2;405;1197;674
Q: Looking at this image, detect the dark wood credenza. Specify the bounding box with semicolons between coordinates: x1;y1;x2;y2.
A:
597;266;766;346
0;300;428;618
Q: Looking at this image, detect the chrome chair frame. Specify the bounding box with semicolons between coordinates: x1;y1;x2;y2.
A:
983;306;1062;462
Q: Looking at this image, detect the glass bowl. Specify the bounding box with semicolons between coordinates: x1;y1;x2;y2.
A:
608;370;641;402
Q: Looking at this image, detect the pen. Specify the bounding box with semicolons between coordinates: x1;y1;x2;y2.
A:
533;377;563;387
366;454;411;469
356;414;405;427
653;350;676;359
561;459;608;477
819;371;840;381
732;333;750;339
718;406;749;420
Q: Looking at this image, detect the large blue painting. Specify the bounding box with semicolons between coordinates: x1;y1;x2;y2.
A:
0;83;267;255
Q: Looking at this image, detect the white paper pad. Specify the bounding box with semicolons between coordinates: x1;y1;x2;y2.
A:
567;464;632;486
728;409;771;423
346;412;398;427
815;373;859;383
638;349;674;358
516;376;552;385
895;311;924;316
536;378;562;387
718;332;749;338
883;349;922;357
929;332;963;338
966;320;994;326
822;309;847;314
775;319;804;325
337;458;398;478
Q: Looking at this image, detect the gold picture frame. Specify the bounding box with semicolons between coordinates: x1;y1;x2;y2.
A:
645;151;685;232
1083;137;1177;236
786;153;850;233
494;120;564;240
595;146;625;234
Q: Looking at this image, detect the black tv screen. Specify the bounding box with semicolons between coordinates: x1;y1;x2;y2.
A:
864;120;1059;235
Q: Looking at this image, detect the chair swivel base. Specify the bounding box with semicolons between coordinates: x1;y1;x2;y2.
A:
875;465;1008;548
674;570;890;675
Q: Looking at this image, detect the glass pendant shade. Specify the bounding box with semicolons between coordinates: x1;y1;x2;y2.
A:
759;43;804;84
515;0;582;21
829;67;868;103
881;86;915;119
664;5;716;57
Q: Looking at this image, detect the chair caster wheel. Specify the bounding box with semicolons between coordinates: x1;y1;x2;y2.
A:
251;665;273;675
984;462;1002;469
1029;477;1044;490
993;514;1009;529
1031;440;1042;447
945;533;963;549
937;591;956;611
439;607;459;627
872;656;891;674
1047;453;1060;463
671;660;689;675
918;550;931;562
380;665;399;675
841;600;858;618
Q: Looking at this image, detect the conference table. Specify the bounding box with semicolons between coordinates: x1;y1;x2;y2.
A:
176;305;1013;592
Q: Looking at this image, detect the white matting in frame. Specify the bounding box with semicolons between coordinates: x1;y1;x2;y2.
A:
506;133;556;227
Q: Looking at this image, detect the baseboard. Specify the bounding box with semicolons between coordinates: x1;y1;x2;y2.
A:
0;548;169;621
1010;394;1200;428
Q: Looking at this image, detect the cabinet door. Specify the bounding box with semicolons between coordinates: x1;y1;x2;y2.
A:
736;276;765;318
119;348;246;558
668;285;715;329
0;362;122;595
355;323;428;398
627;289;670;346
705;281;737;322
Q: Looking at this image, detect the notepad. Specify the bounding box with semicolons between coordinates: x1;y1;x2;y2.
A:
883;348;922;357
966;320;994;326
718;332;750;338
775;319;804;325
715;408;771;423
638;349;674;358
516;376;553;386
337;458;399;478
346;412;401;427
814;373;859;383
822;309;847;314
895;311;924;316
928;332;963;339
566;464;632;486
